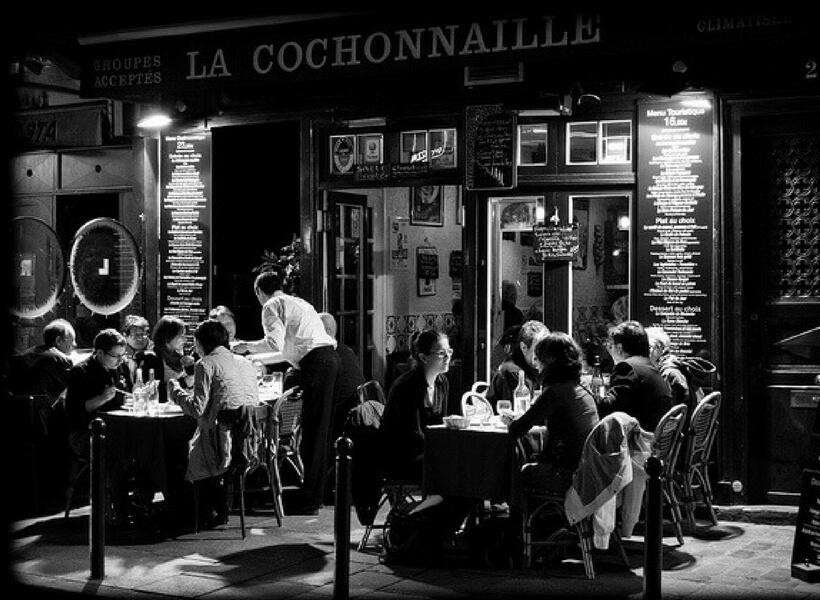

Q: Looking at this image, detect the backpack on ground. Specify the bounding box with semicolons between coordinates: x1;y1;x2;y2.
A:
380;500;447;566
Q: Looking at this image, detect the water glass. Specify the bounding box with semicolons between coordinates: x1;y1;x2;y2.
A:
496;400;512;415
271;371;284;395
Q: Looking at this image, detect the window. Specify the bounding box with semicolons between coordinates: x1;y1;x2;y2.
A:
566;120;633;166
518;124;548;166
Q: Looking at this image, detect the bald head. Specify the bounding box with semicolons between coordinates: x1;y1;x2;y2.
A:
318;312;337;338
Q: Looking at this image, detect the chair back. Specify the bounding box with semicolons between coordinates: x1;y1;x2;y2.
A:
357;380;386;405
471;380;489;396
273;386;303;442
461;391;494;422
682;391;721;469
651;403;689;475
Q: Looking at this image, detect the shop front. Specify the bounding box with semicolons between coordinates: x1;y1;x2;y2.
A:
9;8;820;504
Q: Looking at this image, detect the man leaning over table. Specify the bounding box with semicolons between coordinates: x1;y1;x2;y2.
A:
64;328;133;524
233;269;341;515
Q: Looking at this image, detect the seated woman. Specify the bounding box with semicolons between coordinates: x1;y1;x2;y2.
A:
379;329;451;485
144;315;196;402
209;305;239;344
502;331;599;495
169;319;259;529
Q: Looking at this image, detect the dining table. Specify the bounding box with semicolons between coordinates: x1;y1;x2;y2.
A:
101;403;196;520
423;418;546;509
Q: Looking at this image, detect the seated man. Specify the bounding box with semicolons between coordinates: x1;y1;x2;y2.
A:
596;320;673;432
65;328;133;523
18;318;77;403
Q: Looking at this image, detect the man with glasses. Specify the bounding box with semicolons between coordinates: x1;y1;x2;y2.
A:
65;328;132;460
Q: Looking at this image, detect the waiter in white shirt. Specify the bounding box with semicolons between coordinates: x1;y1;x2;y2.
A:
233;270;341;515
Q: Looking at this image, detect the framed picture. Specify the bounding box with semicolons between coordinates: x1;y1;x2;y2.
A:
418;278;437;296
329;134;356;174
410;185;443;226
357;133;383;165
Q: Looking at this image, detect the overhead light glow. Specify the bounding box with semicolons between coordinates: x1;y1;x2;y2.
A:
137;113;172;129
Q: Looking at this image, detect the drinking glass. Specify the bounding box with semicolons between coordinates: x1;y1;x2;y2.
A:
496;400;512;415
271;371;284;395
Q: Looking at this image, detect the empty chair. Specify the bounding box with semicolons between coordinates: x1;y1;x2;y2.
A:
675;391;722;534
356;380;386;405
461;391;493;423
651;403;689;546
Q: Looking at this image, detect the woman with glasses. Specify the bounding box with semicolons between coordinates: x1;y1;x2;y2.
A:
379;329;452;485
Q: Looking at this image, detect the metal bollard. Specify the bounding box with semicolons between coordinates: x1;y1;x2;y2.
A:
334;436;353;600
90;417;106;580
643;455;663;600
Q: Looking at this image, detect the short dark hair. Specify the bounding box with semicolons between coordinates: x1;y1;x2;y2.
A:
609;320;649;357
152;315;187;350
255;270;283;296
123;314;150;335
94;328;126;352
195;319;229;355
535;331;583;385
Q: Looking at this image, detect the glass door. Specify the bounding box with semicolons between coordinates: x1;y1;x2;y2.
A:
325;191;374;379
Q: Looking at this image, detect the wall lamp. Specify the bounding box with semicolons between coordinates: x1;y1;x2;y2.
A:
137;112;172;129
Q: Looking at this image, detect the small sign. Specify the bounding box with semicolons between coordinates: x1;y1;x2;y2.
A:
792;468;820;582
416;247;439;279
532;223;580;262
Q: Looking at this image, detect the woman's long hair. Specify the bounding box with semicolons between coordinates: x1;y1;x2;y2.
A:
535;331;584;386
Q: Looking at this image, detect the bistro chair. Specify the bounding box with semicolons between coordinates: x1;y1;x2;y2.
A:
356;379;386;405
675;391;722;534
272;386;305;489
461;391;494;423
650;403;689;546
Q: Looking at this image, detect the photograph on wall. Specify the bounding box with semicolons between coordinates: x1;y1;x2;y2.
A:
330;134;356;174
418;278;437;296
389;216;410;271
357;133;383;165
429;128;457;169
410;185;444;226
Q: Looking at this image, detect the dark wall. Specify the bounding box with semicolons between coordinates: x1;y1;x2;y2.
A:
211;121;301;341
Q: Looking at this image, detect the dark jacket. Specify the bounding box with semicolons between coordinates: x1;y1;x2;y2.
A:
596;355;673;432
379;366;447;481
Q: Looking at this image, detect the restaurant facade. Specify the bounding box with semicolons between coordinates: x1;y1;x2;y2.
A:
8;9;820;506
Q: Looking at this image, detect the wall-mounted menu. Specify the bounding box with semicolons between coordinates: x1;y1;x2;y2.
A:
533;224;579;262
160;132;212;340
465;105;516;191
635;98;713;357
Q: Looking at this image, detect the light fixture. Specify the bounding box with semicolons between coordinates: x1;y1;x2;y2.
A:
137;112;172;129
617;211;630;231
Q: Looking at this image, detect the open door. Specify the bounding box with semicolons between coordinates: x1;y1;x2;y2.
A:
324;191;374;379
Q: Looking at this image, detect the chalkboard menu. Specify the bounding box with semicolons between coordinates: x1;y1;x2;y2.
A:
792;469;820;582
159;132;212;341
532;224;579;262
465;105;516;190
416;247;439;279
635;98;714;357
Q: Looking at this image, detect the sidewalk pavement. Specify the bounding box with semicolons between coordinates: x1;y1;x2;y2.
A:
6;500;818;600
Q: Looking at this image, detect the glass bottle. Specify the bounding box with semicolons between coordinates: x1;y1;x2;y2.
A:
147;368;158;414
133;369;146;415
590;355;605;400
514;370;530;414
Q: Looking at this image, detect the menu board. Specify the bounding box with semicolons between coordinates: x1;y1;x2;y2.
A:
532;224;579;262
792;469;820;582
159;132;212;340
635;98;713;357
465;105;516;190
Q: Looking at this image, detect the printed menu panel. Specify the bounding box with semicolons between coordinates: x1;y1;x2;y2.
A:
635;98;714;357
159;132;212;341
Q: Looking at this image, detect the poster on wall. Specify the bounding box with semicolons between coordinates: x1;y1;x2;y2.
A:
416;246;439;296
160;131;212;345
389;216;410;271
635;96;714;357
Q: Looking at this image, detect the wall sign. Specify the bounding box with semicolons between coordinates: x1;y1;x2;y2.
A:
634;97;714;357
532;223;579;262
159;132;212;342
466;105;517;190
792;469;820;582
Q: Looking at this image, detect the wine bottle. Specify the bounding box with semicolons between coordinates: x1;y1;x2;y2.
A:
514;370;530;414
590;355;605;400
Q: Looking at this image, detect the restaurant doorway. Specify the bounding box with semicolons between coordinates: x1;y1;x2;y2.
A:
742;111;820;504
